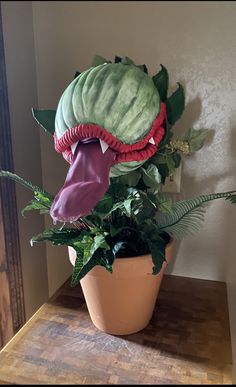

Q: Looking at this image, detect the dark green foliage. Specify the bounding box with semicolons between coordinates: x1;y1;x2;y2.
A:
32;109;56;135
182;128;209;153
152;64;169;101
166;83;185;126
1;60;235;288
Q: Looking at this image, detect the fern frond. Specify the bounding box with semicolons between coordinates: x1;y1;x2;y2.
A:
0;170;44;194
156;191;236;239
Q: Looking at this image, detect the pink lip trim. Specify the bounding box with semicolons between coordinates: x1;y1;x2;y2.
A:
54;102;166;165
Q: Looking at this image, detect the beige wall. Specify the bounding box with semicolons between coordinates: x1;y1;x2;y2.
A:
32;0;236;376
1;1;49;319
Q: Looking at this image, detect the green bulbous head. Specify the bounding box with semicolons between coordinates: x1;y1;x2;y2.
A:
55;63;160;141
55;62;163;176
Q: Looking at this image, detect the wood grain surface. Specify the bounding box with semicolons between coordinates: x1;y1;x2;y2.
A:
0;275;232;384
0;4;25;349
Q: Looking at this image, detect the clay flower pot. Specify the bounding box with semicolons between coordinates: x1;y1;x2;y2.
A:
68;240;173;335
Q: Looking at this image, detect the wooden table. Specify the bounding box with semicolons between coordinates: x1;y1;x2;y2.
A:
0;275;232;384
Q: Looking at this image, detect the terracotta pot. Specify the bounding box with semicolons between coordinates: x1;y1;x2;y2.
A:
68;240;173;335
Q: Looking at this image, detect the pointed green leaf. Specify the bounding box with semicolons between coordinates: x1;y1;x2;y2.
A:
152;64;169;101
123;198;133;217
166;83;185;125
71;249;112;287
94;194;113;216
165;154;176;176
182;128;209;153
32;109;56;135
91;55;110;67
154;192;173;214
118;169;141;187
30;228;82;245
121;56;135;65
141;164;162;192
114;56;122;63
0;170;50;197
74;71;81;79
147;236;167;275
21;198;50;216
137;64;148;74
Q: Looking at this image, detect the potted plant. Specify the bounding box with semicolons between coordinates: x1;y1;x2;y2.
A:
1;55;236;335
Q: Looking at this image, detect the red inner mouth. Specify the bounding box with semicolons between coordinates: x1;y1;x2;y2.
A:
50;103;166;223
54;102;166;165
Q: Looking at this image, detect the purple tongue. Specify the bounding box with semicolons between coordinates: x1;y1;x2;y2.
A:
50;139;116;223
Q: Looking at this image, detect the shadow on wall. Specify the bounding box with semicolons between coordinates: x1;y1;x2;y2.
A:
165;93;236;278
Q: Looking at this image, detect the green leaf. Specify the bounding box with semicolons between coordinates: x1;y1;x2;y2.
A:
156;191;236;239
94;194;113;216
91;55;110;67
74;71;81;79
123;198;133;217
112;241;126;256
141;164;162;192
165;154;176;176
0;171;53;209
154;192;173;214
21;198;50;216
109;225;124;237
172;152;181;168
182;128;209;153
121;56;135;65
93;234;109;252
114;56;122;63
31;228;82;246
135;193;156;224
71;248;112;287
34;191;54;207
166;83;185;125
147;237;167;275
152;64;169;101
137;64;148;74
32;109;56;135
118;169;141;187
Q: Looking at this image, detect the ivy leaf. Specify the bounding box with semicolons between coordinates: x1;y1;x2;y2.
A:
135;193;156;224
141;164;162;192
93;234;110;252
118;169;141;187
147;236;167;275
71;248;112;287
109;225;124;237
152;64;169;101
166;83;185;125
123;198;133;217
112;241;126;256
182;128;209;153
154;192;173;214
172;152;181;168
32;109;56;135
165;154;176;176
94;194;113;216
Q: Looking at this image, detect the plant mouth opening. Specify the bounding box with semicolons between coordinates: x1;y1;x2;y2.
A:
54;102;166;165
50;103;166;223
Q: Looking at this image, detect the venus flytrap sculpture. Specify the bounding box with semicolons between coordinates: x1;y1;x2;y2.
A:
1;55;236;335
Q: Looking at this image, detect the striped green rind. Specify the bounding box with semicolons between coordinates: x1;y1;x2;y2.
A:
55;63;160;144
